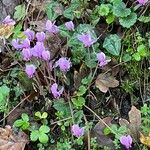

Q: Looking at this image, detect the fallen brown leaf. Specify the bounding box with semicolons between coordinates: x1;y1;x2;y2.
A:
92;117;115;149
128;106;141;141
0;125;28;150
119;106;141;141
95;73;119;93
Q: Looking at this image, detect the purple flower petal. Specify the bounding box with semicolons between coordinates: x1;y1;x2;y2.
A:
120;135;132;149
46;20;59;34
50;83;64;98
97;52;110;67
22;48;32;61
24;29;35;41
12;39;22;49
2;15;15;25
36;32;46;42
65;21;74;31
55;57;71;72
42;50;50;61
21;38;30;49
137;0;148;5
78;33;96;47
71;124;84;138
25;64;36;78
32;42;45;58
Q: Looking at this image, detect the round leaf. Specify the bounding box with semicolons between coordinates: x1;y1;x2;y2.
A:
21;113;29;122
39;125;50;133
30;130;39;142
39;133;49;144
41;112;48;119
119;12;137;28
14;119;23;127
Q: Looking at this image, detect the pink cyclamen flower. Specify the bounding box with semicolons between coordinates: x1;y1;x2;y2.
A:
22;48;32;61
137;0;148;5
65;21;74;31
42;50;50;61
21;38;30;49
46;20;59;34
25;64;36;78
12;39;22;49
32;42;45;58
120;135;132;150
2;15;15;25
78;33;96;47
55;57;71;72
36;32;46;42
97;52;110;67
71;124;84;138
50;83;64;98
24;29;35;41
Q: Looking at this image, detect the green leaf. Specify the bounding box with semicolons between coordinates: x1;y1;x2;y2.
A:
0;85;10;97
103;127;111;135
98;4;110;16
81;76;92;85
39;125;50;133
14;119;23;127
39;133;49;144
41;112;48;119
35;111;42;118
119;12;137;28
113;2;131;17
63;4;79;20
46;1;63;21
132;53;141;61
59;25;71;38
53;99;71;118
13;23;25;39
74;110;83;124
138;16;150;23
21;113;29;122
14;4;26;21
0;93;4;102
72;97;85;108
77;85;87;96
103;34;121;56
123;54;132;62
137;44;147;57
30;130;39;141
22;121;30;130
85;52;97;68
106;14;115;24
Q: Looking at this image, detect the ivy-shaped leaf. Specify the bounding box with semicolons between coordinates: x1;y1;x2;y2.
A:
46;1;63;21
119;12;137;28
103;34;121;56
113;2;131;17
